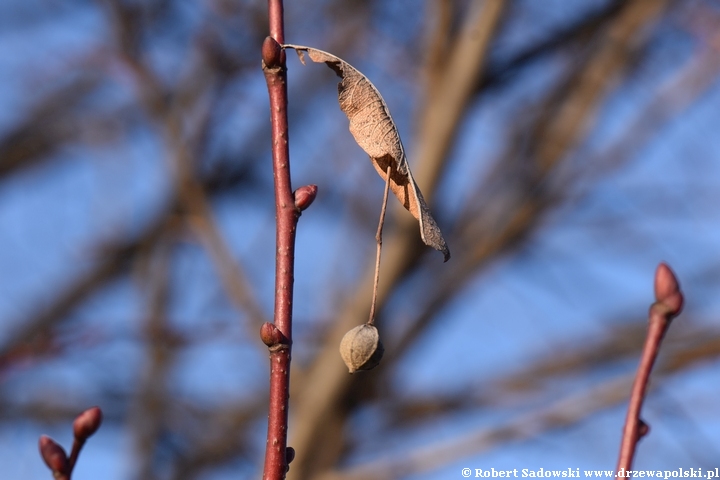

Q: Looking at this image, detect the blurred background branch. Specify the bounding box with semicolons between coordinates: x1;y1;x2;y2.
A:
1;0;720;479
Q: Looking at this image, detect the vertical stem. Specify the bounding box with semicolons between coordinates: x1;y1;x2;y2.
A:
616;263;683;474
67;438;85;474
367;165;392;326
268;0;285;44
262;1;296;478
616;317;666;472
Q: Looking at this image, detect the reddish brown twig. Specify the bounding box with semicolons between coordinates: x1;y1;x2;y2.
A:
68;406;103;471
261;1;313;477
39;406;103;480
616;263;684;473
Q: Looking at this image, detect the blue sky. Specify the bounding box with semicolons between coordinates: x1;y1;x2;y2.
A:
2;0;720;478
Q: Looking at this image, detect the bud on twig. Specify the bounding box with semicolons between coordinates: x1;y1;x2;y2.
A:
286;446;295;464
293;185;317;212
73;406;103;442
616;263;683;472
39;435;69;476
653;263;683;316
262;36;283;69
260;322;289;348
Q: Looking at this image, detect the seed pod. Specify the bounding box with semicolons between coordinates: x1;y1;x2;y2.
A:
339;324;384;373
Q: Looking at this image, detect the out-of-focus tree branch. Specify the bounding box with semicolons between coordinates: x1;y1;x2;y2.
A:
479;0;625;92
318;319;720;480
128;235;175;480
0;162;256;368
0;75;104;178
414;0;507;198
2;0;719;477
105;0;269;330
364;0;668;379
287;3;507;479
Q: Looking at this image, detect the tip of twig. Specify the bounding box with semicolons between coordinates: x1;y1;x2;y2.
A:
654;263;679;301
654;263;683;315
73;406;103;441
39;435;69;476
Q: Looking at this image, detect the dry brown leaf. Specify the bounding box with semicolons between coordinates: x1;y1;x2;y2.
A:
284;44;450;261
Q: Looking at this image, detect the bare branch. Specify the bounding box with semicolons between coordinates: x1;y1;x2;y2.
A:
617;263;684;471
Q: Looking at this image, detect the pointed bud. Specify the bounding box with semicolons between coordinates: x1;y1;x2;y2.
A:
638;419;650;439
339;324;384;373
73;406;103;441
262;36;283;69
654;263;679;301
39;435;69;475
654;263;683;315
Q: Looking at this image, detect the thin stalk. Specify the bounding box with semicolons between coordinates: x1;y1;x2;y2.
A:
367;164;392;326
67;438;84;473
616;317;665;471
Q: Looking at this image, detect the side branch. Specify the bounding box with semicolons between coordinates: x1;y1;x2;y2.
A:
616;263;684;472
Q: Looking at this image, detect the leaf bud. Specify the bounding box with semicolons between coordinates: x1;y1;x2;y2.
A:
262;36;283;69
653;263;683;315
260;322;288;348
293;185;318;212
73;406;103;441
38;435;69;475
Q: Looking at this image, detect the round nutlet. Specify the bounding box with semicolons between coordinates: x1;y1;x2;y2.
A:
339;324;384;373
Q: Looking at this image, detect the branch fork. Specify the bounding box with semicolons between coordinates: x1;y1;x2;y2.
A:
39;406;103;480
